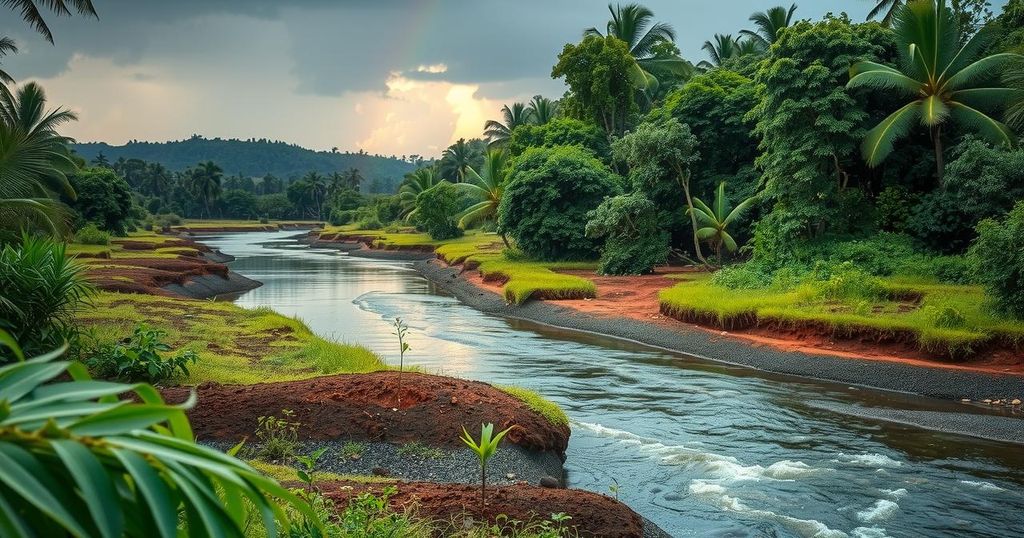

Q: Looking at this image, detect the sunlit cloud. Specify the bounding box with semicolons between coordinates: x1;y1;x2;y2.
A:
415;63;448;74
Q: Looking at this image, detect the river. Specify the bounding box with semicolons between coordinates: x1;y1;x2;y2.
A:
203;231;1024;538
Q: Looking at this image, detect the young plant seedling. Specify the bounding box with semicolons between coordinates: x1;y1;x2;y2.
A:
392;317;410;409
295;447;328;491
460;422;514;506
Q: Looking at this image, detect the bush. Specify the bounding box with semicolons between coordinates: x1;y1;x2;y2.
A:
971;202;1024;318
65;167;134;235
0;235;93;359
499;146;621;260
84;324;197;383
812;262;888;301
414;182;463;240
508;117;611;161
254;409;300;462
585;192;667;274
74;223;111;245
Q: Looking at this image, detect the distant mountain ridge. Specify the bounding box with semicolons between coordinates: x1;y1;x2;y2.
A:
71;136;423;194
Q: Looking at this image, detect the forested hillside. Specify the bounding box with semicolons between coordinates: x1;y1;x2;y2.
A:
72;136;422;193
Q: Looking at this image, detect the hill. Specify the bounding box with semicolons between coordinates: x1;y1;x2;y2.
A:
71;136;423;194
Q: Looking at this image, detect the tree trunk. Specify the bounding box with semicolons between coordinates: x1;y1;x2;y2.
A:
678;171;707;265
933;126;945;183
480;463;487;506
500;233;510;249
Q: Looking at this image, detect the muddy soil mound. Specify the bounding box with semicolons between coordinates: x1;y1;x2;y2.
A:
162;372;570;455
319;480;644;538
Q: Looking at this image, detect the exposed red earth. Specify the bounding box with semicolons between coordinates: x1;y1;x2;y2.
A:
316;480;644;538
160;372;570;455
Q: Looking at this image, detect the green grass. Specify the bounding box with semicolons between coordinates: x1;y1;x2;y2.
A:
76;292;387;384
396;441;444;459
498;386;570;427
659;274;1024;359
246;460;393;484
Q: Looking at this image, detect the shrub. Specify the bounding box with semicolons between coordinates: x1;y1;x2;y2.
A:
84;324;198;383
585;192;667;274
74;223;111;245
65;167;135;235
971;202;1024;318
507;117;610;161
0;235;93;359
355;214;384;230
329;208;356;226
812;262;888;301
255;409;301;462
711;264;774;289
414;182;463;240
499;146;621;260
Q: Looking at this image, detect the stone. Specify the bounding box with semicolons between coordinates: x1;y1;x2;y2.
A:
539;476;560;488
372;467;390;477
961;398;971;403
506;473;516;480
1012;399;1022;406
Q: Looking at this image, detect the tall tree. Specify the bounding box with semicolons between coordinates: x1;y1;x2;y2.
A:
399;167;442;220
698;34;743;69
0;82;78;237
484;103;534;146
527;95;558;124
849;0;1021;179
868;0;994;35
0;37;16;87
741;4;798;48
584;3;690;97
4;0;98;44
455;149;509;242
553;35;640;138
439;138;484;182
187;161;223;219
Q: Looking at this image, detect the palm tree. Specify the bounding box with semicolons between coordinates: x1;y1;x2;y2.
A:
5;0;98;44
690;182;756;264
399;167;442;220
343;167;363;191
698;34;742;69
304;171;327;219
868;0;904;25
188;161;223;218
139;162;171;199
848;0;1022;179
584;3;690;95
0;37;16;87
484;103;533;146
0;82;78;237
741;4;798;48
527;95;558;125
439;138;482;182
455;149;509;243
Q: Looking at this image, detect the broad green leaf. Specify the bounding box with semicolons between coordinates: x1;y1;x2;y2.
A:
112;448;179;538
68;405;183;436
0;443;90;538
51;440;124;538
0;362;70;402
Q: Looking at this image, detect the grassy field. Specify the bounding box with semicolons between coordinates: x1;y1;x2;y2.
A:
659;274;1024;359
77;292;386;384
67;230;203;260
321;228;598;304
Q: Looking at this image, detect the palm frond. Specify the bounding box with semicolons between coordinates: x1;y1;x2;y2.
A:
861;102;922;167
948;101;1016;147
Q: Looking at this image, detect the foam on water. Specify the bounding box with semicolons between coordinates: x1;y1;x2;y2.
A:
856;500;900;524
689;480;848;538
959;480;1006;492
879;488;908;501
575;421;828;481
835;453;903;468
850;527;892;538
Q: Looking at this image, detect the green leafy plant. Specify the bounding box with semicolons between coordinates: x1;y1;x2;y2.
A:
295;447;328;490
0;234;93;359
340;440;365;460
608;478;620;501
397;441;443;460
84;324;197;383
73;223;111;245
0;331;317;537
255;408;301;462
460;422;514;506
393;317;409;408
970;201;1024;318
690;182;757;264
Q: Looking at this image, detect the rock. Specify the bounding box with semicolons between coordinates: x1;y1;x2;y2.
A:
372;467;390;477
450;397;459;405
961;398;971;403
540;476;560;488
1012;399;1022;406
983;399;992;404
506;473;516;480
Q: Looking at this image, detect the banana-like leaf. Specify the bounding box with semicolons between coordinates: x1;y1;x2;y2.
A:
861;102;922;167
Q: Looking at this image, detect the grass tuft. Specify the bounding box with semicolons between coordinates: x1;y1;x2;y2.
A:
498;386;569;427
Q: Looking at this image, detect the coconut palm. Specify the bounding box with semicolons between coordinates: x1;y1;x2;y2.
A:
188;160;223;218
690;182;756;263
484;103;534;146
0;82;78;237
698;34;742;69
0;36;16;87
399;167;442;220
584;3;690;95
868;0;905;24
740;4;798;48
527;95;558;125
848;0;1022;179
456;149;509;242
5;0;98;44
439;138;483;182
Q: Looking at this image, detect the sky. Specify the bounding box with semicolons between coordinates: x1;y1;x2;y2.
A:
1;0;1009;157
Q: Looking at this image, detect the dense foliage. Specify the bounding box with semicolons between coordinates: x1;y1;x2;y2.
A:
971;201;1024;318
415;181;464;240
66;167;134;234
498;146;621;260
585;192;667;274
507;118;610;161
552;35;639;138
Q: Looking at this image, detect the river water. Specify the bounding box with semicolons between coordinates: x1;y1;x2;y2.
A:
203;231;1024;538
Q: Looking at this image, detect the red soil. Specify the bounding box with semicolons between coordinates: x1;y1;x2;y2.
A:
318;480;644;537
442;261;1024;376
83;256;230;296
161;372;570;454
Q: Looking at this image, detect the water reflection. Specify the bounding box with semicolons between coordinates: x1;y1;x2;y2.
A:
204;232;1024;538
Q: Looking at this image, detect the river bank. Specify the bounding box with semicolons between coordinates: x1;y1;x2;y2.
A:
413;258;1024;445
